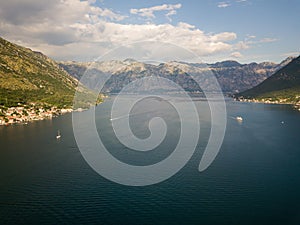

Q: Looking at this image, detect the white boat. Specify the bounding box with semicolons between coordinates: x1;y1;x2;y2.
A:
236;116;243;121
56;130;61;139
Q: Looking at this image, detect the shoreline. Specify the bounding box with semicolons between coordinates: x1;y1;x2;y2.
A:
0;94;107;126
234;98;300;110
1;95;298;126
0;105;75;126
0;107;92;127
0;105;91;126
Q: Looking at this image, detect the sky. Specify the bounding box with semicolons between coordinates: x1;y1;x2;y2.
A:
0;0;299;63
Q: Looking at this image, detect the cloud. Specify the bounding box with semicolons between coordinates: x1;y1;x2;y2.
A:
230;51;243;58
0;0;125;25
234;41;250;50
217;2;231;8
246;35;256;39
281;52;299;58
130;3;182;21
259;37;277;43
218;0;248;8
241;37;277;46
0;0;241;61
211;32;237;42
0;0;126;45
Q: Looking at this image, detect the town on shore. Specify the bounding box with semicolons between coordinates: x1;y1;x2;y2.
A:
0;93;106;126
0;103;76;126
235;97;300;111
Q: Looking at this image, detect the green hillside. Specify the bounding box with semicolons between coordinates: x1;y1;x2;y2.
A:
0;37;98;108
236;56;300;104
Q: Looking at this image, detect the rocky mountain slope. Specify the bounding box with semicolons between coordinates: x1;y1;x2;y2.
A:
60;57;293;94
0;37;96;108
235;56;300;105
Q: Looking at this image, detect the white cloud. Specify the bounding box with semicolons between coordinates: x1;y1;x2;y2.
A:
0;0;241;61
130;3;181;21
0;0;125;25
218;0;248;8
234;41;250;50
259;37;277;43
0;0;126;45
166;10;177;22
281;52;299;58
211;32;237;42
217;2;231;8
230;51;243;58
18;21;237;61
246;35;256;39
242;37;277;46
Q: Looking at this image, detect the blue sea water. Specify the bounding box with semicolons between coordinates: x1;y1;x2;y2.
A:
0;96;300;225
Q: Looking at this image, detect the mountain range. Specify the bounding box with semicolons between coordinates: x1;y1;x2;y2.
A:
60;57;293;94
0;36;298;109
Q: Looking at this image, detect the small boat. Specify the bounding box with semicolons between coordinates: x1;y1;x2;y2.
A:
236;116;243;121
56;130;61;139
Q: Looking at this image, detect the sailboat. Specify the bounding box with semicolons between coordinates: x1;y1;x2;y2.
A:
236;116;243;122
56;130;61;139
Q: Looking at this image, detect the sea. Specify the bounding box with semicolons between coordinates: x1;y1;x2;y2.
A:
0;95;300;225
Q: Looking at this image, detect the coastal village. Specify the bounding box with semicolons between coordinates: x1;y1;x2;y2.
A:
235;97;300;110
0;104;73;125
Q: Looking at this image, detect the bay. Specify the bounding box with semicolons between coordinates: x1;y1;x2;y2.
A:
0;96;300;225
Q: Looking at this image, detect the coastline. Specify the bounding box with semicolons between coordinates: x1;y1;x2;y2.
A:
0;105;75;126
2;95;298;126
234;97;300;111
0;94;107;126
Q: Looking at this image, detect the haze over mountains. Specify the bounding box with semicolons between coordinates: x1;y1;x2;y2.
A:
0;36;298;108
60;57;293;94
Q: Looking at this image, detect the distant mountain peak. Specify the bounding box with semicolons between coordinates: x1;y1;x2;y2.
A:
279;56;296;67
210;60;242;68
60;57;289;93
123;58;137;63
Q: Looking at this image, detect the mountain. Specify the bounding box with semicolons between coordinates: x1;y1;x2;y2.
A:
235;56;300;104
60;58;293;94
0;37;96;108
209;60;242;68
